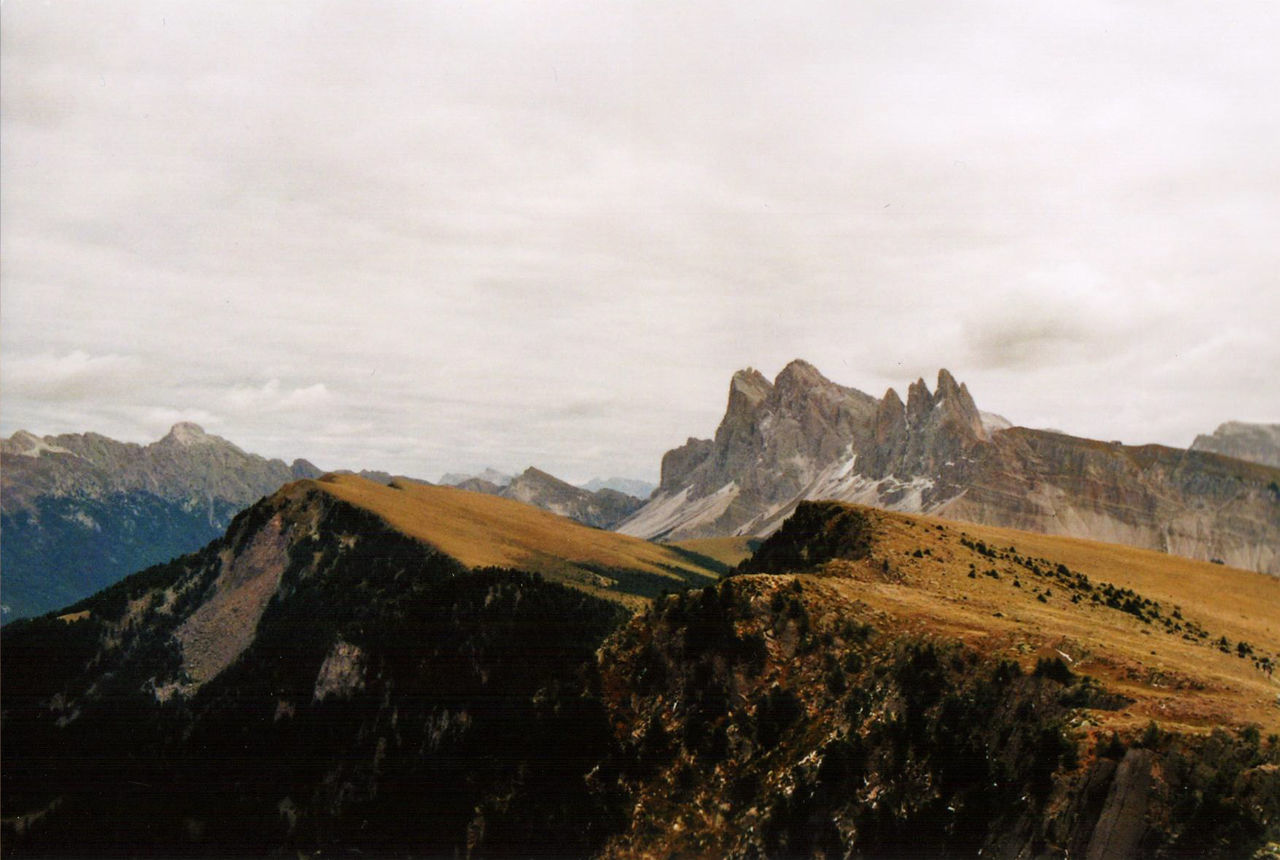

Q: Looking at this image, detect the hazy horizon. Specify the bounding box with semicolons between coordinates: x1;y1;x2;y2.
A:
4;2;1277;484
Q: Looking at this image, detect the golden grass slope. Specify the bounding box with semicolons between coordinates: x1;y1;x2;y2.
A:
303;474;719;608
794;504;1280;733
669;536;758;568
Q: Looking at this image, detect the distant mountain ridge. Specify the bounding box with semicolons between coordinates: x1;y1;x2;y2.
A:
581;476;656;498
1;422;320;511
442;466;645;530
617;361;1280;574
0;423;323;620
1191;421;1280;469
438;467;512;487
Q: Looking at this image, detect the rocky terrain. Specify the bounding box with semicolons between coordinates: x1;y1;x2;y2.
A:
4;494;1277;856
1192;421;1280;468
445;465;646;530
617;361;1280;574
0;424;323;620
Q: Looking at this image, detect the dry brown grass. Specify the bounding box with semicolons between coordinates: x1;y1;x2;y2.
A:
805;506;1280;733
300;476;1278;730
669;536;757;567
302;475;719;608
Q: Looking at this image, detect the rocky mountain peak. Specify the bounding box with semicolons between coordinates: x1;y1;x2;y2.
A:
772;360;853;420
515;465;566;486
625;364;1003;539
773;358;827;391
2;430;75;458
879;387;904;411
906;377;934;424
1190;421;1280;469
161;422;216;447
659;437;715;490
934;368;988;441
874;388;907;444
936;367;962;399
9;429;41;449
727;367;773;416
495;465;644;529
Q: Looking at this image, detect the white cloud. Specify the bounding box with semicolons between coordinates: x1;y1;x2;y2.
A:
222;379;330;414
1;1;1277;479
4;351;145;400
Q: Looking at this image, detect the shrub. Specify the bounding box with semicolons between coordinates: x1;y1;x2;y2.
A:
1034;657;1074;685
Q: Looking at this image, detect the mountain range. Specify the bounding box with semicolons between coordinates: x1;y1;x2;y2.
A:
4;483;1276;856
617;362;1280;575
2;427;653;622
0;423;325;621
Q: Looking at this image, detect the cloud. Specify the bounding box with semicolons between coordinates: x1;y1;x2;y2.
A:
222;379;331;414
1;2;1277;479
3;351;146;401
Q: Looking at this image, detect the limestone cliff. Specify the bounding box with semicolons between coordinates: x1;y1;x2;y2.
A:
617;362;1280;575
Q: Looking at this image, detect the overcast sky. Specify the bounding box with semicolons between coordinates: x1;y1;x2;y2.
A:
3;1;1277;483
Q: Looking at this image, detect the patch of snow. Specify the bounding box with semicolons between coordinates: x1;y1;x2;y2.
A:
980;411;1014;434
166;422;217;446
5;430;76;458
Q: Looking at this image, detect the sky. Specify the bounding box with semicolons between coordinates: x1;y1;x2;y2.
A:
3;1;1278;484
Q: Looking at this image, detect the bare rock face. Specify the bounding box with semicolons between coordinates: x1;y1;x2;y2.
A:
1191;421;1280;469
620;365;979;541
1084;748;1154;860
617;361;1280;575
659;437;715;489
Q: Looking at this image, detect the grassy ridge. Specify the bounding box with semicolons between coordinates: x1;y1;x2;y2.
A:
762;502;1280;733
302;474;721;607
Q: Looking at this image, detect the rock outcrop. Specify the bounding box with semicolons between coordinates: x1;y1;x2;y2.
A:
617;362;1280;575
1192;421;1280;469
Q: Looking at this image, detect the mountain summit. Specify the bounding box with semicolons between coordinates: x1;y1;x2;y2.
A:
621;366;979;540
443;466;645;529
1191;421;1280;469
158;421;222;447
618;362;1280;574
